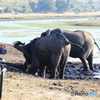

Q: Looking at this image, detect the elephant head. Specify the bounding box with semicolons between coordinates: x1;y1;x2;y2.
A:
41;28;62;37
13;41;32;70
41;29;51;37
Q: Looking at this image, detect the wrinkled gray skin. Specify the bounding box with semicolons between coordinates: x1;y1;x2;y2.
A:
13;33;84;79
41;29;100;72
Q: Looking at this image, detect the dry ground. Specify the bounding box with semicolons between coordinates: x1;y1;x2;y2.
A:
0;42;100;100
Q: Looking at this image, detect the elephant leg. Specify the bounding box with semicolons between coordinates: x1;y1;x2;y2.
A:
49;64;58;79
79;56;90;71
87;53;94;71
49;54;61;79
39;66;46;78
28;59;40;75
59;58;68;79
28;64;38;75
24;61;27;70
59;65;65;79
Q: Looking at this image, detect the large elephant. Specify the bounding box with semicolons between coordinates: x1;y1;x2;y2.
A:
41;28;100;72
13;33;84;79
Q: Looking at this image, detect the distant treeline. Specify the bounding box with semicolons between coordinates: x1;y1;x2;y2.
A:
0;0;100;13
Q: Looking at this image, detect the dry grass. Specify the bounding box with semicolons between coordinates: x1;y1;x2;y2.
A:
1;72;100;100
0;12;100;20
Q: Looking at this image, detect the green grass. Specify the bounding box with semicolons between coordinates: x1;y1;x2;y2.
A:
19;19;100;29
0;26;22;30
68;19;100;27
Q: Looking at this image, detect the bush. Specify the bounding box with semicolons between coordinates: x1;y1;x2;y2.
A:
4;6;14;13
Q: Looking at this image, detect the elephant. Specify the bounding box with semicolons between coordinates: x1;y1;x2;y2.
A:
13;32;84;79
41;28;100;73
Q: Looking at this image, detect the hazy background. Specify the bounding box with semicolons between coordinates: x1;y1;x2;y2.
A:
0;0;100;14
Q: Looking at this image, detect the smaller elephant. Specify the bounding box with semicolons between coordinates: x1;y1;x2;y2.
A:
13;33;84;79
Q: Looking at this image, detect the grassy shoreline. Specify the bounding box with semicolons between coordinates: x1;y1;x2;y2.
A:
0;12;100;20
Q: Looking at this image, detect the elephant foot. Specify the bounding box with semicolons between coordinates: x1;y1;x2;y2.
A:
81;70;93;75
92;69;99;72
49;77;54;79
27;69;36;75
49;76;56;79
59;75;64;79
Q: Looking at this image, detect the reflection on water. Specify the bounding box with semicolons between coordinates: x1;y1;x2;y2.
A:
0;19;100;63
93;72;100;78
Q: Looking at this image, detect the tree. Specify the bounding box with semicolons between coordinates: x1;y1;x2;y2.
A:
66;0;70;11
0;9;5;13
88;0;94;4
55;0;67;13
22;5;32;13
28;1;36;12
36;0;56;13
4;6;14;13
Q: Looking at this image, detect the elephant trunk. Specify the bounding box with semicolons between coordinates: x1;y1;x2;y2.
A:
13;41;31;60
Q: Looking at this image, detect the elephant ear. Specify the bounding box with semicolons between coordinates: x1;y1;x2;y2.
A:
41;29;51;37
51;28;62;34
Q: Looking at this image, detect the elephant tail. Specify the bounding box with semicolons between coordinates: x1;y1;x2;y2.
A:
59;33;85;51
92;35;100;51
87;31;100;51
69;42;85;51
91;35;100;51
95;42;100;51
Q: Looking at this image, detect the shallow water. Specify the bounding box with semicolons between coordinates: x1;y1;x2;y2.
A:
93;72;100;78
0;18;100;63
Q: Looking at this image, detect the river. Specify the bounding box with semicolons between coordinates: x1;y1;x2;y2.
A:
0;18;100;63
